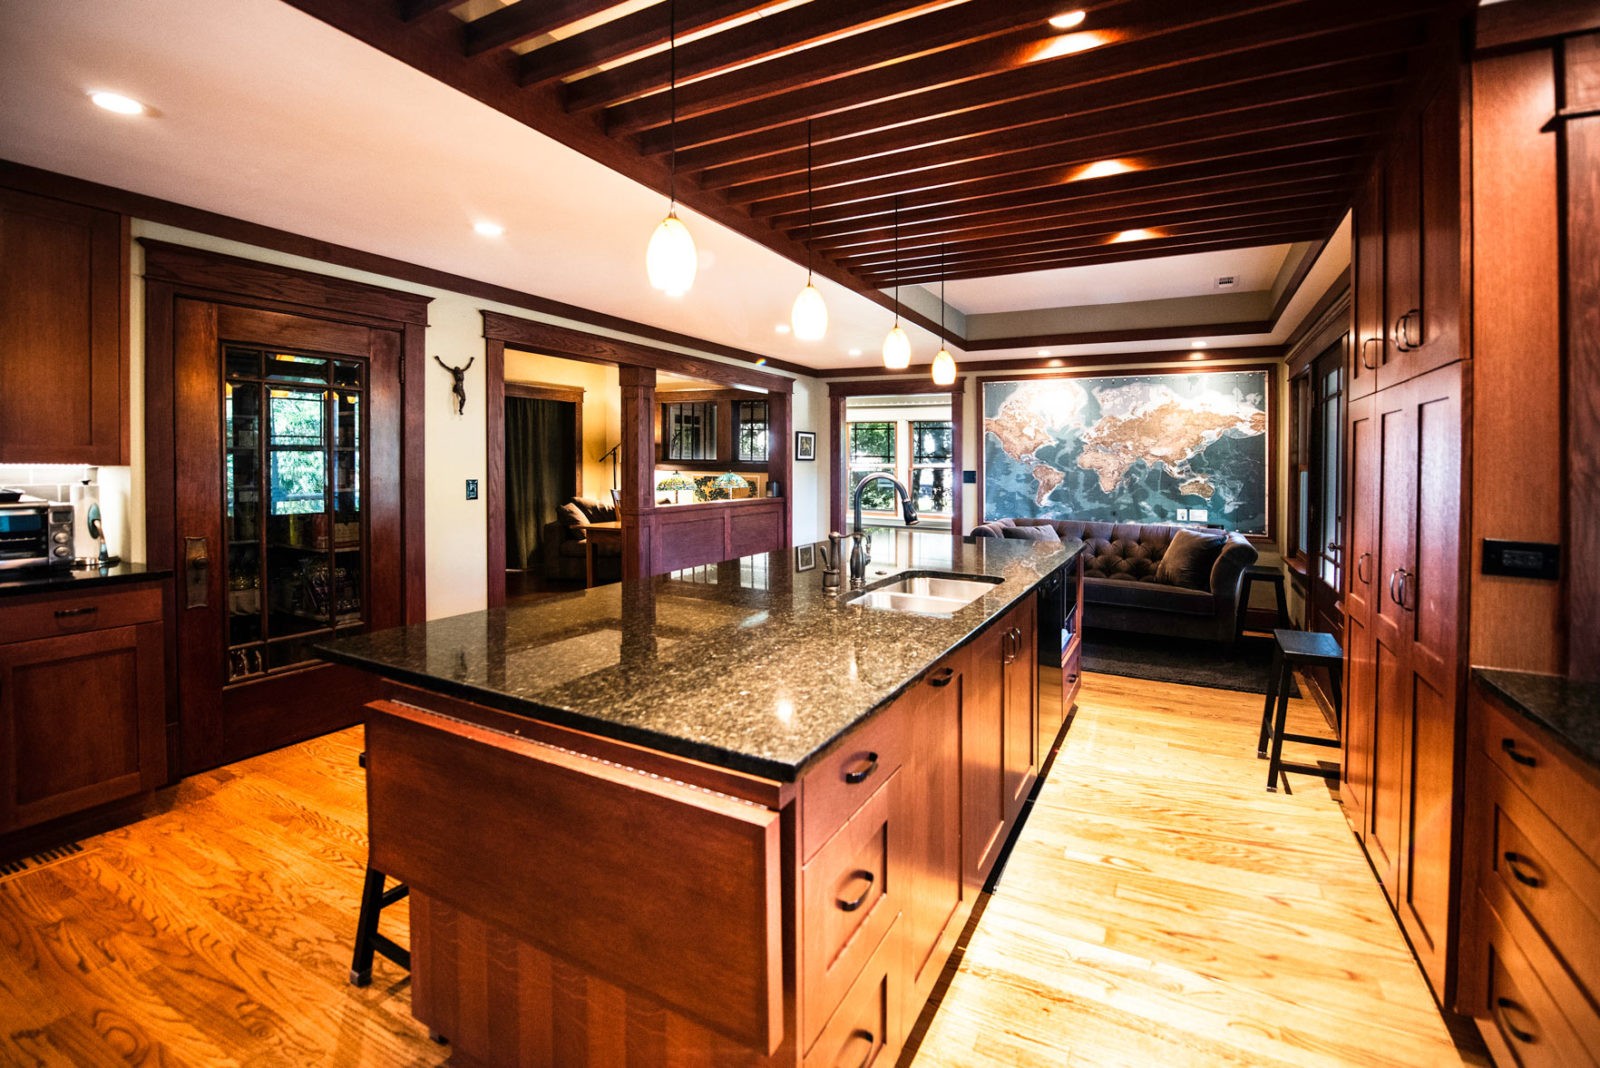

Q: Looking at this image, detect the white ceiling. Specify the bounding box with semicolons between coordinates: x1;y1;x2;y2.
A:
0;0;1347;373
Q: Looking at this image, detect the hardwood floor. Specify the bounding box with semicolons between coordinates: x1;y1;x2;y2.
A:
0;672;1482;1066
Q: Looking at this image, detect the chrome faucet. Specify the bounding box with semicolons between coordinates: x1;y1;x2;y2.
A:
849;474;919;588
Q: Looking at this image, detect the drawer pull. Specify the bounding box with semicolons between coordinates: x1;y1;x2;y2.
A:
843;1028;876;1068
1494;997;1537;1045
843;753;878;786
1501;738;1538;767
928;667;955;688
1503;851;1544;889
53;606;100;619
836;870;875;913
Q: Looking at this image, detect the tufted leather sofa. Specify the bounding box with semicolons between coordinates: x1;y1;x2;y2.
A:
971;518;1258;647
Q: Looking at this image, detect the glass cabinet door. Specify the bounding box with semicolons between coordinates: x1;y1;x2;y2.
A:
224;346;366;684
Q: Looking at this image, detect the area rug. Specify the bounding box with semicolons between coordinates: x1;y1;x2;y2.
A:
1080;631;1298;696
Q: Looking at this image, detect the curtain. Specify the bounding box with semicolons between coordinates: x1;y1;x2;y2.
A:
505;397;574;571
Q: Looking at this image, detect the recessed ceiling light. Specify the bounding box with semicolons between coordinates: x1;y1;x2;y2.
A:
1048;10;1087;29
1037;349;1053;357
1188;351;1207;361
1068;158;1140;182
89;91;147;116
775;323;791;334
848;348;862;357
1048;358;1064;368
1190;340;1208;348
1109;228;1164;243
473;220;506;238
1029;30;1113;63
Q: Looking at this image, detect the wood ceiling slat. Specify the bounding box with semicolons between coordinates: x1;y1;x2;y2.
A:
633;0;1430;158
464;0;625;56
516;0;776;86
844;202;1343;274
789;147;1366;241
818;182;1351;258
741;96;1389;216
562;0;941;113
872;224;1336;285
694;36;1416;191
706;54;1406;200
398;0;460;20
603;0;1075;136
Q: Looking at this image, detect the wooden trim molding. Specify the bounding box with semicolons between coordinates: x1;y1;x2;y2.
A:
826;377;964;534
813;346;1284;379
1476;0;1600;52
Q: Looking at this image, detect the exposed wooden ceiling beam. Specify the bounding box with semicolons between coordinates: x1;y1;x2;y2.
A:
515;0;776;86
562;0;943;113
464;0;623;56
398;0;461;21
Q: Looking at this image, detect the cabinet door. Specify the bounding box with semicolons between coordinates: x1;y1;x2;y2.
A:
1367;388;1416;891
0;188;126;465
962;628;1006;889
0;622;165;832
1394;363;1465;999
1351;170;1386;400
1003;600;1038;827
1382;126;1422;389
904;663;966;1008
1341;395;1378;833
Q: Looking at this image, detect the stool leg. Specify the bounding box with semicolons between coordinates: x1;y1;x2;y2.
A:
349;866;387;986
1258;645;1281;758
1266;661;1293;792
1329;662;1344;740
1274;579;1290;629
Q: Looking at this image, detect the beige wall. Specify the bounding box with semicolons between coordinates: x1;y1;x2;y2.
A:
504;351;621;499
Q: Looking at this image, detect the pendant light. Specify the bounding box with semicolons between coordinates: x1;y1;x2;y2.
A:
882;197;911;369
791;120;828;340
931;243;957;386
646;0;697;297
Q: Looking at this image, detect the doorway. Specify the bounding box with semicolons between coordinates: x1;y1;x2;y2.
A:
504;384;581;602
1296;338;1346;639
144;242;427;776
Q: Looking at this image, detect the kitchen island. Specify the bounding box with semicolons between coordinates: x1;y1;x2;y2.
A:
320;529;1082;1067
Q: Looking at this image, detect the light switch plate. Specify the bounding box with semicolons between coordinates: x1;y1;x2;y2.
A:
466;479;479;501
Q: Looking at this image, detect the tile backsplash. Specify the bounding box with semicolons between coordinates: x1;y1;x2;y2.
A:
0;463;94;502
0;463;135;561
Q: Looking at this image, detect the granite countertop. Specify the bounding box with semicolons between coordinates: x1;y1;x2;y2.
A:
319;529;1080;781
0;561;172;597
1475;668;1600;770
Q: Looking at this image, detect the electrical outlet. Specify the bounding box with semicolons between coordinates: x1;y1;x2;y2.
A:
465;479;478;501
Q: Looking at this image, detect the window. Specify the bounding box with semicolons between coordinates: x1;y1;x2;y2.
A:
735;399;769;462
847;418;955;519
665;401;716;461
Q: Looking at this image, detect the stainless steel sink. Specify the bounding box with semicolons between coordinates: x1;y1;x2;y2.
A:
850;573;1002;615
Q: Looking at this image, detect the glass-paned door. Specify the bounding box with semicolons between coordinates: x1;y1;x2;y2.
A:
224;346;366;683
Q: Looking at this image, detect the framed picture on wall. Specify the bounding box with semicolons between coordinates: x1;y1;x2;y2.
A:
794;543;816;571
795;431;816;461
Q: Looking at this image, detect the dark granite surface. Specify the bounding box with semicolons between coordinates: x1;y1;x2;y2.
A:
319;530;1080;781
0;561;171;597
1475;668;1600;770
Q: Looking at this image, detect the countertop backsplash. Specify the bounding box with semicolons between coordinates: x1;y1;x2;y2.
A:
0;462;134;562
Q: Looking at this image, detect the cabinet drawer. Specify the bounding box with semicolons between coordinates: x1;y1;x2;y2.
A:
802;686;911;861
803;915;902;1068
802;772;899;1051
0;584;162;645
1481;763;1600;1009
1481;693;1600;862
1472;892;1598;1068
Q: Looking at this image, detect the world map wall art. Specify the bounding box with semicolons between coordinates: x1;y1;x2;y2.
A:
982;369;1270;535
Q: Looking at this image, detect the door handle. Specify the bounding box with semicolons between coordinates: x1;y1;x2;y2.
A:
1397;568;1413;611
184;536;210;609
1388;568;1402;606
1360;336;1381;369
1356;552;1371;585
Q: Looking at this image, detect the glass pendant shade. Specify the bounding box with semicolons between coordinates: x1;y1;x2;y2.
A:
791;281;828;341
931;346;957;385
647;210;697;296
882;324;911;369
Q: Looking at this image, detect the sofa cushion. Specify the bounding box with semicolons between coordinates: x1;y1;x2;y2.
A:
1156;528;1228;590
1086;577;1216;616
1002;524;1061;542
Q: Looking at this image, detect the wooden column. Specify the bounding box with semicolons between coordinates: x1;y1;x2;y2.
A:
1563;31;1600;677
827;391;847;535
949;376;966;536
766;390;793;547
620;364;658;581
484;337;508;609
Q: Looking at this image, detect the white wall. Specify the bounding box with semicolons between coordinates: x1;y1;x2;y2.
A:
123;221;820;619
789;377;829;544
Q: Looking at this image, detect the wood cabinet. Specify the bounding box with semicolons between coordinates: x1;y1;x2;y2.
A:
961;597;1039;891
1003;602;1038;826
0;187;128;465
903;656;966;1015
0;583;166;837
1459;683;1600;1066
1341;361;1467;1005
1350;172;1385;401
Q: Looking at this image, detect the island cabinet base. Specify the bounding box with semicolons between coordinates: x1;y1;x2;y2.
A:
362;592;1048;1067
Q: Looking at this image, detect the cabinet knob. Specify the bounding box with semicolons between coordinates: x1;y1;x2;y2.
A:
53;605;99;620
1356;552;1371;585
836;870;875;913
1502;851;1544;889
1500;737;1537;768
1494;997;1537;1045
843;752;879;785
1359;336;1381;369
928;667;955;688
843;1030;876;1068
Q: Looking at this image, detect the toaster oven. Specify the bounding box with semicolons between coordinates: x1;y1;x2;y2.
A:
0;498;75;570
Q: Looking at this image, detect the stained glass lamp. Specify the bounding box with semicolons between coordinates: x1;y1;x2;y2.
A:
713;471;750;499
657;470;695;504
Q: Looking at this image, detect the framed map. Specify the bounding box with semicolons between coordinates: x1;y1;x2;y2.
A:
981;369;1270;534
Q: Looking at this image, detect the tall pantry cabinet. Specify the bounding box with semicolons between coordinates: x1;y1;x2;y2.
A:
1341;55;1470;1007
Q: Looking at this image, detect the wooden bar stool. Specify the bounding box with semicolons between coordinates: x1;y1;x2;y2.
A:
1237;564;1290;637
350;751;410;986
1257;629;1343;792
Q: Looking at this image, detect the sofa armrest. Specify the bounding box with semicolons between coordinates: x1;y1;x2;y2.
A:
1208;536;1260;613
970;520;1007;538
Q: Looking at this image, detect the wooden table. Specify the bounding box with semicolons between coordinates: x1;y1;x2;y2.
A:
579;521;622;587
